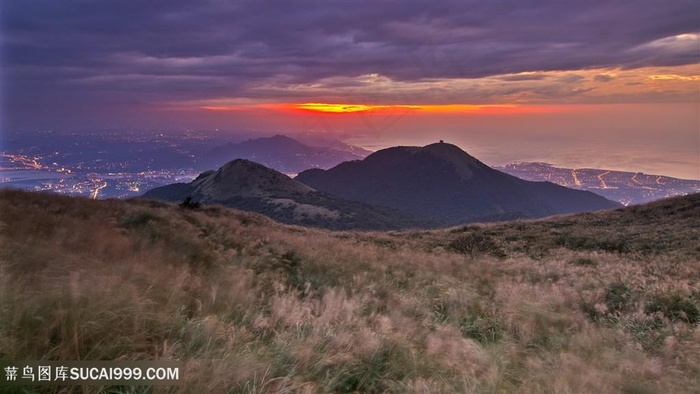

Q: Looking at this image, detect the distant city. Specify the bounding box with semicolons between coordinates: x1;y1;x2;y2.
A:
1;153;199;200
1;130;211;199
497;162;700;205
2;130;698;205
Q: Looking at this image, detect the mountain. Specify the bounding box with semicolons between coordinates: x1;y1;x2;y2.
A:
142;159;430;230
497;162;700;206
296;142;621;226
200;134;371;173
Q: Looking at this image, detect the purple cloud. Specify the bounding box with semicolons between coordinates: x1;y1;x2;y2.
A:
2;0;698;129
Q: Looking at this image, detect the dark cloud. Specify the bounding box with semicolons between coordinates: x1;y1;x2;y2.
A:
2;0;698;129
498;74;549;82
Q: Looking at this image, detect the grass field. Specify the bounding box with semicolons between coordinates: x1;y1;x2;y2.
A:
1;189;698;393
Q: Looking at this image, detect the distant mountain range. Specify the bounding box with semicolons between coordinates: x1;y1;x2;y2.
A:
497;162;700;205
142;159;430;230
144;142;620;229
200;134;372;173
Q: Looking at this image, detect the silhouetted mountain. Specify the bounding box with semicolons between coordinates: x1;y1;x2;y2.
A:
296;142;621;225
201;135;370;173
142;159;430;230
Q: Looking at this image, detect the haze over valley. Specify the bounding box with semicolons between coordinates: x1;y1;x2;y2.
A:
3;131;697;210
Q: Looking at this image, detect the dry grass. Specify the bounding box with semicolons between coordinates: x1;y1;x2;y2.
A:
0;189;698;393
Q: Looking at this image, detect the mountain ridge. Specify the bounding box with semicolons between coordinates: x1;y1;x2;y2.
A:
145;142;621;229
296;142;621;225
142;159;432;230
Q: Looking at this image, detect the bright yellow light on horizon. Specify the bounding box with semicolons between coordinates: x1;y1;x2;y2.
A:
290;103;527;114
295;103;397;113
290;103;552;115
199;102;566;115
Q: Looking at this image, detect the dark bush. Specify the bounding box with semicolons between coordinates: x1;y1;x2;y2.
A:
448;233;505;258
645;293;700;323
180;196;201;210
605;282;633;313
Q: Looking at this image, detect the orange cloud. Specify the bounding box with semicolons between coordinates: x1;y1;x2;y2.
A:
648;74;700;81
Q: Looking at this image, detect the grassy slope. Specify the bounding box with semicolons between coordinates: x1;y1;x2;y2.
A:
1;189;698;393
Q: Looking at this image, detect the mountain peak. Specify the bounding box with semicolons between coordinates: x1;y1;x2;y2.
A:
420;142;486;177
192;158;313;199
142;159;431;230
360;142;487;180
424;140;460;150
296;142;620;225
421;141;478;159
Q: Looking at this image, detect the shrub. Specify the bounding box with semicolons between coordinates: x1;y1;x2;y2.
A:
645;293;700;323
180;196;201;210
605;282;633;313
448;233;505;258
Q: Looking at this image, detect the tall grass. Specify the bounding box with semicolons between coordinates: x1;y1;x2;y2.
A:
1;189;698;393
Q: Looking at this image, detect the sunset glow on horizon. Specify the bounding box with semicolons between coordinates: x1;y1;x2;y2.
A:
200;102;574;116
284;103;534;115
294;103;397;113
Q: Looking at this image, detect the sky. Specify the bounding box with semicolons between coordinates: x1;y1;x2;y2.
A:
2;0;699;178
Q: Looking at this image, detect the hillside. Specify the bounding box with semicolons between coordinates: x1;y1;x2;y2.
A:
142;159;431;230
1;189;698;393
297;142;621;225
